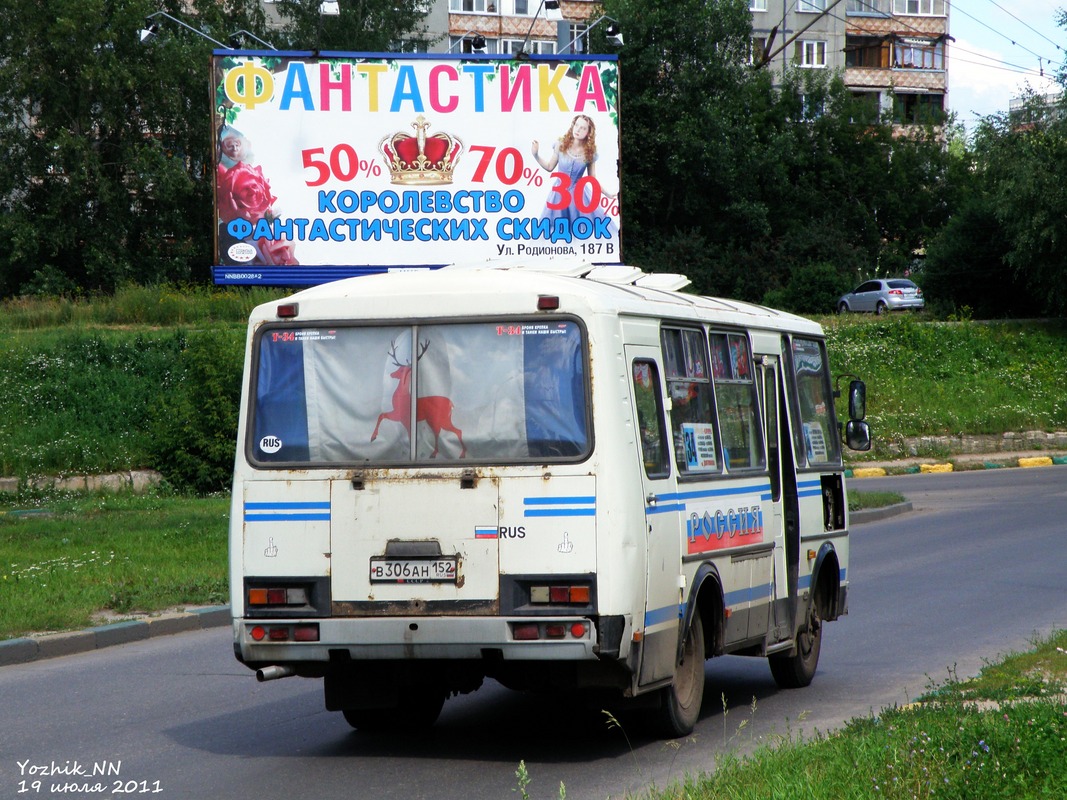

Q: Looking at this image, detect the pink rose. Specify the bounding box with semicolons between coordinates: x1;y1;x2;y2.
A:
217;162;277;222
258;237;299;266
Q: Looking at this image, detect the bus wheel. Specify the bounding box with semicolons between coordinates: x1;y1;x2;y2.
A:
655;608;706;738
341;691;445;732
769;603;822;689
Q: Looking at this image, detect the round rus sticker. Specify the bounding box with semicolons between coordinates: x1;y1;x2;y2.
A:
259;435;283;454
227;242;258;263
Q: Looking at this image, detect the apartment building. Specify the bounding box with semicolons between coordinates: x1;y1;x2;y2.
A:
428;0;604;56
401;0;950;123
753;0;948;124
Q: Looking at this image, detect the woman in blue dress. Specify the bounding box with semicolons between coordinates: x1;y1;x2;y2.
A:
531;115;615;226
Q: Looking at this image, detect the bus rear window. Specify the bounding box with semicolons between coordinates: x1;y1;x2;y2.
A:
250;320;589;465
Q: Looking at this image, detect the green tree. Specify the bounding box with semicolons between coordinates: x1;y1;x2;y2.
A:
270;0;433;52
0;0;271;297
602;0;957;313
973;97;1067;315
0;0;432;299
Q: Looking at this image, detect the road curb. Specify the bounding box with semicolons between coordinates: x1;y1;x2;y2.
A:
0;605;231;667
850;501;913;525
847;452;1067;477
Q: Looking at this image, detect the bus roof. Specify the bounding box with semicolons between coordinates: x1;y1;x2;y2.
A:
251;261;824;337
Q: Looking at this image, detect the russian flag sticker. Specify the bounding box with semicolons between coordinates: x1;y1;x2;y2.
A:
475;526;499;539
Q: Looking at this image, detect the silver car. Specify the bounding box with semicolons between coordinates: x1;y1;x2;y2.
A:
837;278;924;314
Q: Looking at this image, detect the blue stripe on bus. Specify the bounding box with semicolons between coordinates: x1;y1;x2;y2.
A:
644;483;771;515
524;508;596;517
245;513;331;522
798;567;847;591
524;496;596;518
644;604;683;628
245;501;330;509
244;501;331;523
725;583;773;605
524;496;596;505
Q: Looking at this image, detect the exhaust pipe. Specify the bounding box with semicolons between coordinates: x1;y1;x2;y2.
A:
256;665;296;682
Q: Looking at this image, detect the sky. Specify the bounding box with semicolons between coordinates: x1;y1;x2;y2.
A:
948;0;1065;131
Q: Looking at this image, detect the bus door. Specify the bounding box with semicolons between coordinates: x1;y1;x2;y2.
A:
760;353;801;644
626;346;683;685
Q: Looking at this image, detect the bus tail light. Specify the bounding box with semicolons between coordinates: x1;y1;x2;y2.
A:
513;623;540;640
248;586;309;607
530;584;592;605
511;622;589;641
248;623;319;642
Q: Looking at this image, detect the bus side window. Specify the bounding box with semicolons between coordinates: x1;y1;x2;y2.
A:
709;333;766;472
661;327;719;476
632;360;670;478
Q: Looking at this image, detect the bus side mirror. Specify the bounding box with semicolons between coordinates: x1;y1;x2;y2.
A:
845;420;871;452
848;380;866;421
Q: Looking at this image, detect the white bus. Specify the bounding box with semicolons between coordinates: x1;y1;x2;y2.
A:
230;262;870;737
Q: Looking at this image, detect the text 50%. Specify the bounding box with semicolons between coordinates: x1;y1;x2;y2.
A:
302;144;382;187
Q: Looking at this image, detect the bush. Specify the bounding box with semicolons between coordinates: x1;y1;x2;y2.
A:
148;329;245;494
763;261;848;314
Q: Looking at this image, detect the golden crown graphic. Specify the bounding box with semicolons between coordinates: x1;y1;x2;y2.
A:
378;115;464;186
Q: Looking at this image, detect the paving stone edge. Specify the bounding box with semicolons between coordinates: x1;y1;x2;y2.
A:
0;605;231;667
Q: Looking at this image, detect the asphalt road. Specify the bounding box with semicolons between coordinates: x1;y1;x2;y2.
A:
1;467;1064;799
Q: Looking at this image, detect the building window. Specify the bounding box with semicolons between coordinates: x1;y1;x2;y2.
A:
892;0;945;15
393;40;429;54
893;92;945;124
449;35;498;53
750;0;768;10
847;0;891;13
798;0;827;11
845;35;889;68
894;38;944;70
750;36;767;65
449;0;489;12
499;38;555;55
798;40;827;68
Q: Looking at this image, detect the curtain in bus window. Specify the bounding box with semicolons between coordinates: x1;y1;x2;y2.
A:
417;321;587;460
302;326;412;462
791;337;841;465
253;334;310;462
253;322;587;463
709;333;766;471
254;327;412;463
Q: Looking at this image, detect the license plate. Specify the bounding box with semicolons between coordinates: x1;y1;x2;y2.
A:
369;557;458;583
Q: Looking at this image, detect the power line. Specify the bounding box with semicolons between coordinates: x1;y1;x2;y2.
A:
947;0;1064;74
977;0;1065;58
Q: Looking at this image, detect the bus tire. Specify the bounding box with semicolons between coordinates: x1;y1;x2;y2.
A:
769;603;822;689
655;608;706;738
341;691;445;732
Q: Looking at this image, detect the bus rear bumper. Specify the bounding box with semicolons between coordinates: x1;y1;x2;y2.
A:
234;615;603;664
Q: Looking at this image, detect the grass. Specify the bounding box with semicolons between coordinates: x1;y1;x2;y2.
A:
644;631;1067;800
1;283;284;329
0;491;228;639
849;489;905;511
822;315;1067;460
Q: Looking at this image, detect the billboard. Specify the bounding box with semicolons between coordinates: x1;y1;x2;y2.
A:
211;52;621;285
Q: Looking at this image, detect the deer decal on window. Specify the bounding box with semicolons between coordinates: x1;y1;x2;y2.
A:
370;338;467;458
